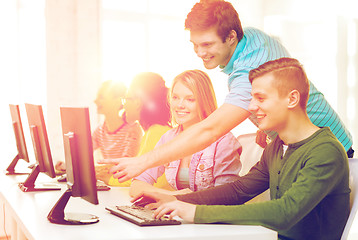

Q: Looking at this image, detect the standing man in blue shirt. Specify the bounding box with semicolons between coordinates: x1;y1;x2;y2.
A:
99;0;354;182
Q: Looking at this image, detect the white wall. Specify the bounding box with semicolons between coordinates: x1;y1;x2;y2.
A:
45;0;101;163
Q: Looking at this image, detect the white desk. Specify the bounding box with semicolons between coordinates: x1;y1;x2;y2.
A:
0;173;277;240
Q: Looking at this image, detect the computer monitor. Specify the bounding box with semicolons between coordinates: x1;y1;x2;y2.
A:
47;106;99;225
6;104;31;175
19;103;61;192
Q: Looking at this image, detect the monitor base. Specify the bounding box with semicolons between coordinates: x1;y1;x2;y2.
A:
47;189;99;225
18;183;61;192
66;212;99;225
48;212;99;225
5;171;30;175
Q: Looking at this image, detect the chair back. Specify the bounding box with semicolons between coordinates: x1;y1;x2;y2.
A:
236;133;264;176
236;133;269;203
341;158;358;240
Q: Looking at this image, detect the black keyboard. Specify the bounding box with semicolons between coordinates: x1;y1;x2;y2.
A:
105;205;181;226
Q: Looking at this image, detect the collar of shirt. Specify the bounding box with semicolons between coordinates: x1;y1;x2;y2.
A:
220;34;247;75
278;127;329;159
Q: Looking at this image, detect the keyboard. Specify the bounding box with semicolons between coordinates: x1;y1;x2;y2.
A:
105;205;182;226
96;181;111;191
58;174;110;191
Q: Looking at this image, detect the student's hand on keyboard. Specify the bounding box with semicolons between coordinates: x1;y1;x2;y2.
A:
132;196;157;208
131;192;176;210
153;200;196;223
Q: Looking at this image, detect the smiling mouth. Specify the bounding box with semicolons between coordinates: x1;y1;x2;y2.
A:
202;56;213;62
256;115;265;122
176;111;190;117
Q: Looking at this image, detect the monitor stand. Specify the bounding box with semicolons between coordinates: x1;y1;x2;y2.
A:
18;182;62;192
5;154;31;175
6;172;29;175
18;164;61;192
47;189;99;225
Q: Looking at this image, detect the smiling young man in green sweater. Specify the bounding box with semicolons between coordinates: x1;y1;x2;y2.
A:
134;58;350;240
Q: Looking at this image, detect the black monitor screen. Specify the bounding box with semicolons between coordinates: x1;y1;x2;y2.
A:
47;106;99;225
7;104;30;175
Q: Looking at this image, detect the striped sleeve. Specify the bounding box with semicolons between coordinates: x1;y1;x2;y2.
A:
93;122;143;159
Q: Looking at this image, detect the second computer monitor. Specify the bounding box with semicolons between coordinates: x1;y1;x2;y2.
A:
19;103;60;192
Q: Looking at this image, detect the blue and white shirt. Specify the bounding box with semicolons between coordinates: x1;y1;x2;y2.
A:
221;27;353;151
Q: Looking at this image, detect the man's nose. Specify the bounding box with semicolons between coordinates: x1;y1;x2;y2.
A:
248;100;257;113
196;46;206;58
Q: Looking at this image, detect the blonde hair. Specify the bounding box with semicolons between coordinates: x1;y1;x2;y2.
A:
170;70;217;126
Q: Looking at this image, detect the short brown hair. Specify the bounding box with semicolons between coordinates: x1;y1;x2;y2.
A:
185;0;243;43
249;58;310;110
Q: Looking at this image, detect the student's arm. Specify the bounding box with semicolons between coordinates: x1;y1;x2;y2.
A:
100;125;170;186
137;156;270;221
189;144;347;232
152;143;348;232
129;164;167;197
136;153;269;210
130;180;168;196
99;104;250;182
130;180;191;197
154;200;196;223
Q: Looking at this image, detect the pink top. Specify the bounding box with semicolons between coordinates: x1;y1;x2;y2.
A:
134;127;242;191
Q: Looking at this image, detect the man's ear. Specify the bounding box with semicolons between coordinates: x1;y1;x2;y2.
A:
226;30;237;45
287;90;300;109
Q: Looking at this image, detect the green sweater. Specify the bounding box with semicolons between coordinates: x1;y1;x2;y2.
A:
176;127;350;240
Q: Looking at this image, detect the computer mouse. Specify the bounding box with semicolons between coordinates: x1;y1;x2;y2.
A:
57;174;67;182
132;196;156;208
28;163;36;169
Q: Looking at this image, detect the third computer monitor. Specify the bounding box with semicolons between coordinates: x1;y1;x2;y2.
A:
47;106;99;225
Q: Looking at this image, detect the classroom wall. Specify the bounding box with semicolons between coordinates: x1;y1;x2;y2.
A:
45;0;101;163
